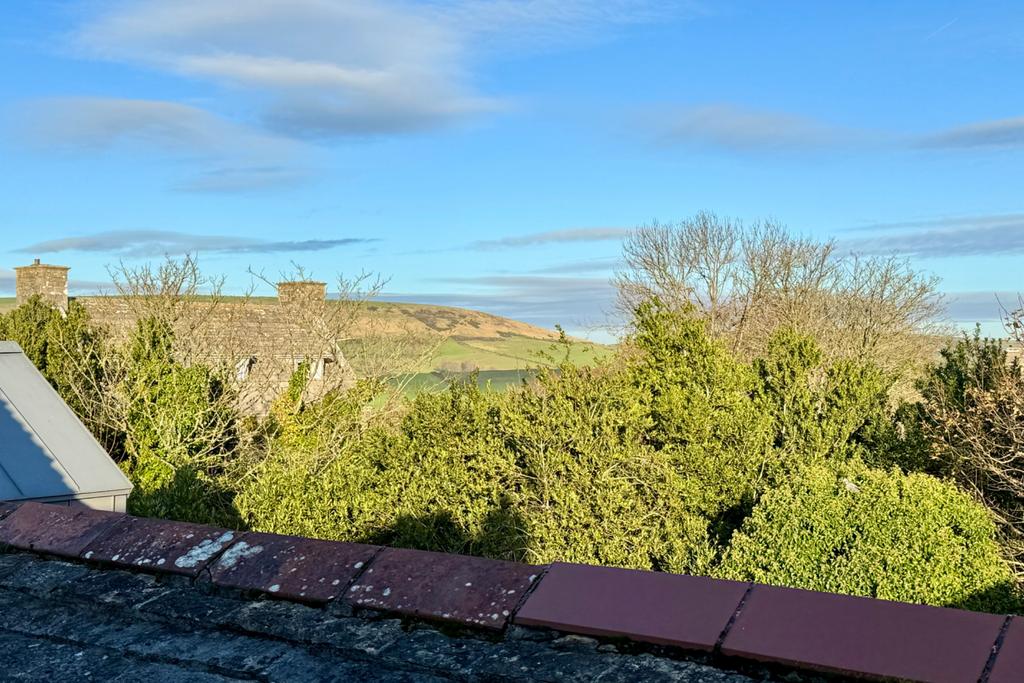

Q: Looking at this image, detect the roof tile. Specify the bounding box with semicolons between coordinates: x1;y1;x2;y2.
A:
345;547;540;630
208;532;379;603
514;562;748;651
81;516;238;577
0;501;125;558
720;584;1004;683
988;616;1024;683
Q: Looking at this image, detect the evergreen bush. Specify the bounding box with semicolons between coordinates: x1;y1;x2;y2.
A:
720;459;1019;612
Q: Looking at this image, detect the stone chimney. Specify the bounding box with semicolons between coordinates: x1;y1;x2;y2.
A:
276;280;327;305
14;259;70;312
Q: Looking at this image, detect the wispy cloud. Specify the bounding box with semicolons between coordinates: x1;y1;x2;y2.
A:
74;0;496;138
16;230;377;258
944;290;1020;323
918;117;1024;150
70;0;673;141
650;104;863;152
643;103;1024;155
11;1;680;190
470;227;627;250
530;256;623;274
16;97;314;192
842;213;1024;258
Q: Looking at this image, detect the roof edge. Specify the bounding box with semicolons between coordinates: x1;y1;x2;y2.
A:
0;501;1017;682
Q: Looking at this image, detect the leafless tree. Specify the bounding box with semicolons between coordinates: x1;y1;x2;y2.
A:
616;211;946;380
925;372;1024;578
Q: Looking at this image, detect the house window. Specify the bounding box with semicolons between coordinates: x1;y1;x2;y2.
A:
236;356;255;381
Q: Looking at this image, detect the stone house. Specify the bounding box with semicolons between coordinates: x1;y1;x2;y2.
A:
11;260;355;414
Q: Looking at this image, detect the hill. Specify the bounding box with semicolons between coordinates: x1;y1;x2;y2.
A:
1;296;613;377
357;302;611;371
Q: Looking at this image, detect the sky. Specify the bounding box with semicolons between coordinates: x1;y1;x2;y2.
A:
1;1;1023;340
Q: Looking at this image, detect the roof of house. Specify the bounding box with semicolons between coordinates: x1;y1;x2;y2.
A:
0;343;132;503
0;501;1020;682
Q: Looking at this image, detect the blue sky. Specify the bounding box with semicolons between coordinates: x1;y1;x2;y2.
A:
1;1;1023;340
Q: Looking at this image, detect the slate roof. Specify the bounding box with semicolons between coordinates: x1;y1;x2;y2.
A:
0;343;132;504
0;501;1019;682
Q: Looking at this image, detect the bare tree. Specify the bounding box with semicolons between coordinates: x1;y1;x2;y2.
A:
926;372;1024;578
616;211;946;379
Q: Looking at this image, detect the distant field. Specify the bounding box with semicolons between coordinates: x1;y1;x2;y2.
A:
394;369;538;396
0;298;15;314
419;335;612;372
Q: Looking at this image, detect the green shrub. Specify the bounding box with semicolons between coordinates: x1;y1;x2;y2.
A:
0;295;59;370
237;378;519;555
720;459;1019;612
120;317;240;526
626;301;772;539
921;328;1020;413
753;328;895;464
498;363;718;573
240;306;772;574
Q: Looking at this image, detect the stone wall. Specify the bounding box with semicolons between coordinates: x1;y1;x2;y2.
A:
14;260;69;311
277;281;326;304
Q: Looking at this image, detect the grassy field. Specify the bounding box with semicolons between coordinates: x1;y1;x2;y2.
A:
419;335;613;372
394;369;539;396
0;298;15;314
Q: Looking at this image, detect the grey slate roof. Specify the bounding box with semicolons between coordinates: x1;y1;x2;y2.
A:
0;342;132;503
0;552;764;682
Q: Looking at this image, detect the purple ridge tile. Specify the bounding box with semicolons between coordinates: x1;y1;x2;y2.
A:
81;515;238;577
0;501;125;558
988;616;1024;683
208;532;379;603
720;584;1004;683
514;562;749;651
344;547;541;630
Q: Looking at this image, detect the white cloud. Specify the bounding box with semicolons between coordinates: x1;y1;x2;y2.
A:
16;230;377;258
470;227;627;250
842;213;1024;258
918;116;1024;149
71;0;676;139
649;104;873;152
645;104;1024;155
944;291;1020;323
73;0;495;138
17;97;314;191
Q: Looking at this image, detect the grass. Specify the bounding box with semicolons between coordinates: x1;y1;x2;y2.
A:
394;369;537;396
421;335;613;372
0;298;15;314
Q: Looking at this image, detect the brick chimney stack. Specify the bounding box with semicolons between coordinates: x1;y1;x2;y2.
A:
14;259;70;312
